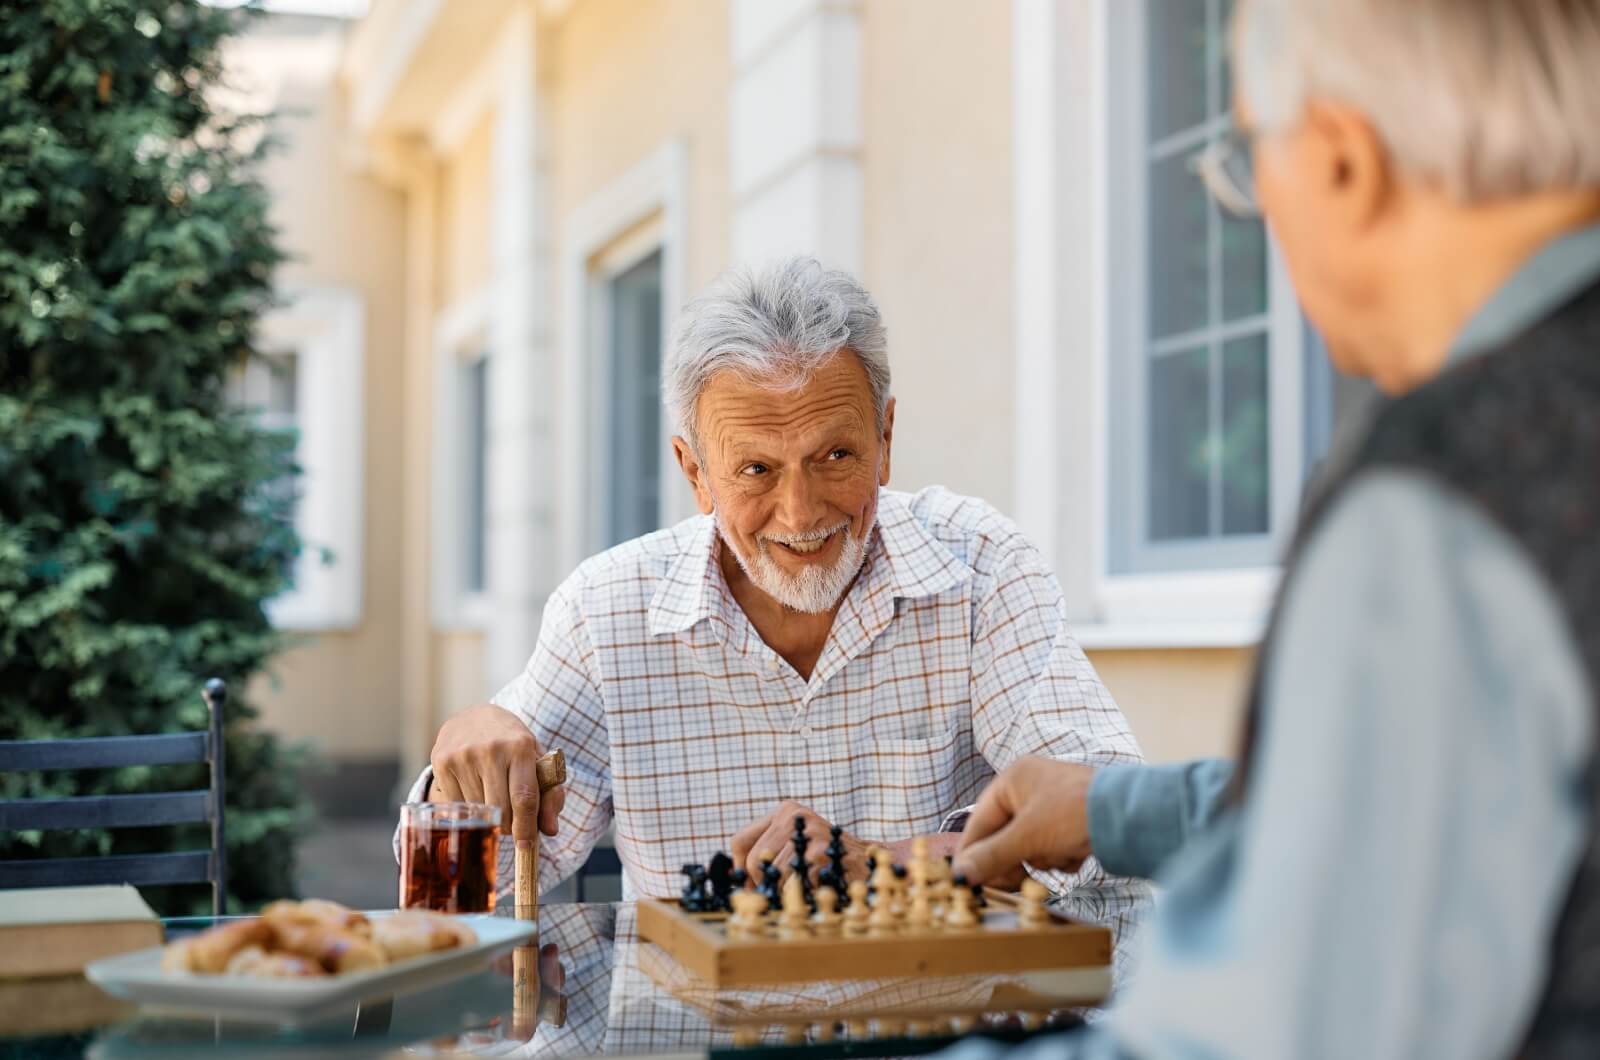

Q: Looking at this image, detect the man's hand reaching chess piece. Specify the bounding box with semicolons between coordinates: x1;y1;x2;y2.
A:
951;756;1097;888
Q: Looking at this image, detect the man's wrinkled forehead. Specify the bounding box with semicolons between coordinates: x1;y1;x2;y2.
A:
695;354;876;450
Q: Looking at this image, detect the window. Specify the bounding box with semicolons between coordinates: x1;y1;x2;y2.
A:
558;142;689;573
603;248;665;548
1106;0;1311;575
458;352;489;596
431;319;493;628
244;288;365;630
581;225;670;554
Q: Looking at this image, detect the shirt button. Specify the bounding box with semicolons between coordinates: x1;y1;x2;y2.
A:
767;657;782;673
800;725;815;739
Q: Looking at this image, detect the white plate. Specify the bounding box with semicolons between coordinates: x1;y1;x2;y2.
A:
85;912;535;1025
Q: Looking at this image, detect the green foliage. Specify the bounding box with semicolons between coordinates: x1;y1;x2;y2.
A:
0;0;313;914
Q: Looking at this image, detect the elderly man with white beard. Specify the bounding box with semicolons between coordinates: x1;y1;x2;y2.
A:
403;256;1141;904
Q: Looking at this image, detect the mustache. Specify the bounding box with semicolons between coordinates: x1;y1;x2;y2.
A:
761;520;850;547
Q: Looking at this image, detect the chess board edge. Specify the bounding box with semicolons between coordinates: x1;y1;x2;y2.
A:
636;894;1113;988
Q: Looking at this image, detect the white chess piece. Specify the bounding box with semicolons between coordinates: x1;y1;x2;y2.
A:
780;871;810;937
844;881;870;936
1019;878;1050;928
945;884;979;929
813;885;842;935
730;890;769;938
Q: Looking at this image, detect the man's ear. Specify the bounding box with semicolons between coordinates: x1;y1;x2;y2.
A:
878;397;895;487
673;436;716;515
1302;99;1393;233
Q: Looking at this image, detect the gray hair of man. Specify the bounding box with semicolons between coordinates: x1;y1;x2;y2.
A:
1237;0;1600;203
664;256;890;455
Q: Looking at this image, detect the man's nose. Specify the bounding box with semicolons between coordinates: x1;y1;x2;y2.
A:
773;467;826;532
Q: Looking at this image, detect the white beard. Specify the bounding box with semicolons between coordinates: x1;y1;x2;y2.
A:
715;513;872;614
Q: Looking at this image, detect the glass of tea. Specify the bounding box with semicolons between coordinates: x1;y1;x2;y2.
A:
399;801;501;913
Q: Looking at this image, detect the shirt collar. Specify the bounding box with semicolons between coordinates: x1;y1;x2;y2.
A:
1449;220;1600;365
646;489;973;637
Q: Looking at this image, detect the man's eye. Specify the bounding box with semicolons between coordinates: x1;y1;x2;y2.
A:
826;449;852;461
740;463;769;476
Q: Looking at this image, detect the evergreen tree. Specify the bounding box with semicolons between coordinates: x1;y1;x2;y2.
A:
0;0;312;913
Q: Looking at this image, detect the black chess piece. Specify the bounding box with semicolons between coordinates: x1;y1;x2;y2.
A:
823;825;849;906
707;852;735;912
971;880;987;908
759;855;782;906
730;866;749;892
680;863;710;912
789;815;814;904
864;851;878;901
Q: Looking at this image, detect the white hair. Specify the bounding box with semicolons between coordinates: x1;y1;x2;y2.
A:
664;257;890;451
1237;0;1600;203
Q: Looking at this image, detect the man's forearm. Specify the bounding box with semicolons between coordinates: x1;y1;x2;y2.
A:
1086;759;1233;880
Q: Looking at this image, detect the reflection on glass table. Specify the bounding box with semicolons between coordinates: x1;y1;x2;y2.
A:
0;883;1149;1060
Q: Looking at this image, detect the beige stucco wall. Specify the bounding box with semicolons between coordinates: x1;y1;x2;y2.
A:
550;0;731;296
228;15;407;760
1086;648;1253;763
862;0;1015;511
433;631;490;730
434;112;495;314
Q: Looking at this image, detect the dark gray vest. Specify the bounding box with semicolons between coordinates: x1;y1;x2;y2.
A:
1237;277;1600;1056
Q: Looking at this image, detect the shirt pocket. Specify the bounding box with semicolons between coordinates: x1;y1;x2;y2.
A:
828;723;967;840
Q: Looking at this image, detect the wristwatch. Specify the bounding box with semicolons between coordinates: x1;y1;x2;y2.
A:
937;805;974;833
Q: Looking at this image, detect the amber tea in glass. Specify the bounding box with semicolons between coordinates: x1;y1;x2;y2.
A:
399;801;501;913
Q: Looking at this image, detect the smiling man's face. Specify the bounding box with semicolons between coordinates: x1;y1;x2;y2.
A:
674;350;894;614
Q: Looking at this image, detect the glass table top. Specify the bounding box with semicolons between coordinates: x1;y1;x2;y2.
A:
0;884;1149;1060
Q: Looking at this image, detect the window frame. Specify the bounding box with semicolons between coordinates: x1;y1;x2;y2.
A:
430;290;494;632
253;287;365;632
1103;0;1306;580
584;224;671;554
1010;0;1319;647
557;141;692;574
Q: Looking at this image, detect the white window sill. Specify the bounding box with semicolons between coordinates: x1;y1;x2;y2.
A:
1075;567;1279;650
1073;620;1264;651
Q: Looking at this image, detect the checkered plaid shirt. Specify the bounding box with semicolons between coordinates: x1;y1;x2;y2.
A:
402;486;1142;901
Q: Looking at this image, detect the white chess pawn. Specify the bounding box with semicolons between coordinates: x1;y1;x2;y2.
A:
1019;878;1050;928
729;890;768;937
945;884;979;929
869;886;900;935
813;885;842;935
780;871;810;937
844;881;870;936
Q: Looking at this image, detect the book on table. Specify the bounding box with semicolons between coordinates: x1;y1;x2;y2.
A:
0;884;164;979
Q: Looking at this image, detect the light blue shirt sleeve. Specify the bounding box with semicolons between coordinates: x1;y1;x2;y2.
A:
1086;759;1233;881
944;470;1591;1060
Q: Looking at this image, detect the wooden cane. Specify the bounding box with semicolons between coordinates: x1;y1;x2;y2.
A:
512;749;565;1041
516;749;567;921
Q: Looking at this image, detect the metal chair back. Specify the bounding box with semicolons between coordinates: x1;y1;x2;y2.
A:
0;679;228;915
574;844;622;903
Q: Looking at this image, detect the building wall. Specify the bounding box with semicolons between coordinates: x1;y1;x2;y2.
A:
435;112;495;314
861;0;1016;510
1087;648;1252;763
550;0;731;296
228;14;408;766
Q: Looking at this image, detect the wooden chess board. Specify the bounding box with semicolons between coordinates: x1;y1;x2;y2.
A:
637;888;1112;988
